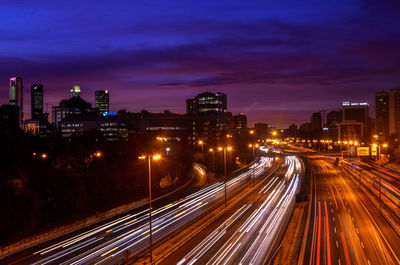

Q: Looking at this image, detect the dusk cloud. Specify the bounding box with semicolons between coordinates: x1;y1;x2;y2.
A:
0;1;399;127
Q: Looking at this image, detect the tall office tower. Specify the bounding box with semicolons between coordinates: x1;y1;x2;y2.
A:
186;98;197;114
311;112;322;130
95;90;109;114
31;84;43;119
326;110;342;139
234;113;247;129
389;89;400;136
9;77;23;127
70;84;81;97
375;91;389;139
254;123;268;140
338;102;369;140
311;112;323;138
186;92;227;115
195;92;227;114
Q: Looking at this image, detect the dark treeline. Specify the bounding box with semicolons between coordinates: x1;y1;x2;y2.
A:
0;129;195;245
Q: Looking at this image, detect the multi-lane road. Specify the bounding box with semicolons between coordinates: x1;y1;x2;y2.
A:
160;155;303;265
7;148;400;265
2;153;279;265
305;157;400;265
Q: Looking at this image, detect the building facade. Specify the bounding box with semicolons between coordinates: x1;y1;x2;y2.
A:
95;90;110;114
31;84;43;119
389;89;400;136
9;77;23;127
375;91;389;139
338;102;369;140
234;113;247;130
52;96;92;126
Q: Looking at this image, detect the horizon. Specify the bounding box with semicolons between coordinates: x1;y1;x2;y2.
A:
1;1;400;127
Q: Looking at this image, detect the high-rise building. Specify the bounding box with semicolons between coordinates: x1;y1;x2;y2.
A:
52;96;92;126
326;110;342;139
186;98;197;114
9;77;23;127
31;84;43;119
338;102;369;140
95;90;110;114
234;113;247;129
389;89;400;136
311;112;322;129
326;110;342;129
375;91;389;139
255;123;268;140
186;92;227;115
70;84;81;97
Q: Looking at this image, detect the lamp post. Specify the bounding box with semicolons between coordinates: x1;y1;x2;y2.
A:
198;140;204;153
248;144;259;187
209;148;215;173
138;154;161;264
38;153;55;168
218;146;232;209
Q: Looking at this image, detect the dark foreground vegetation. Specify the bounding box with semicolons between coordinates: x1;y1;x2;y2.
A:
0;129;196;245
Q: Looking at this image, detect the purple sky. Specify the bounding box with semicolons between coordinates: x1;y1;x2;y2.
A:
1;0;400;127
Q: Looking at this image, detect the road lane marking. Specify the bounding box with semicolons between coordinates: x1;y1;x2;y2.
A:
100;247;118;257
325;202;332;265
336;240;339;248
341;232;352;265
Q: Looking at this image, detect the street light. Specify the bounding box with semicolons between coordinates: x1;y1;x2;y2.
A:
218;146;232;209
209;148;215;172
138;154;161;263
198;140;204;153
248;144;259;160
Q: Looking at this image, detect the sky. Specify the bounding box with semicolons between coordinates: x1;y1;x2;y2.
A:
1;0;400;127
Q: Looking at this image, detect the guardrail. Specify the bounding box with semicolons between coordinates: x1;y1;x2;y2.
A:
297;158;313;265
341;164;400;236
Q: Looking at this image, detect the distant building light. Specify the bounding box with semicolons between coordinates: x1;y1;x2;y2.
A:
323;127;329;131
103;111;117;116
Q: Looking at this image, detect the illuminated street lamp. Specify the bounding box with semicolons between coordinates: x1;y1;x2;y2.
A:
198;140;204;153
138;154;161;263
248;143;259;160
39;153;55;167
209;148;215;172
218;146;232;208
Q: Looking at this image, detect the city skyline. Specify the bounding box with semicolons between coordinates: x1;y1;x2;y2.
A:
1;1;400;127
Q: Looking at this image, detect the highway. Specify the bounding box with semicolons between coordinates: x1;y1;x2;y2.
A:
2;154;276;265
306;157;400;265
160;155;303;265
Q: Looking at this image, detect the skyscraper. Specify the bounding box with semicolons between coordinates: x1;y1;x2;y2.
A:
338;102;369;140
70;84;81;97
186;98;197;114
31;84;43;119
234;113;247;129
311;112;322;130
95;90;110;114
375;91;389;139
389;89;400;136
9;77;23;127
